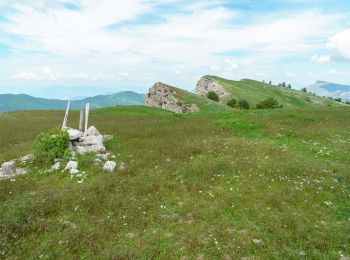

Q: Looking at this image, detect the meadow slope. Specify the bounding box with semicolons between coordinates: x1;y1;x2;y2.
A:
0;106;350;259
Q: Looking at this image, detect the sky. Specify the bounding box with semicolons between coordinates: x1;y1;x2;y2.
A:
0;0;350;99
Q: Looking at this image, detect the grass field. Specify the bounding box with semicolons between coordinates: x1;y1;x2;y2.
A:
208;76;340;108
1;105;350;259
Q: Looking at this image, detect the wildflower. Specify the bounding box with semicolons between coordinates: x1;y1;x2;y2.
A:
253;239;261;244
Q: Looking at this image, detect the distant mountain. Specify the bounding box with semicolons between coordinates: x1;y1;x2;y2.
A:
307;81;350;101
0;91;145;113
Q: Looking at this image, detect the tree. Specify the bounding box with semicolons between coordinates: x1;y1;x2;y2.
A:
269;81;272;85
206;91;219;102
334;98;342;102
287;84;292;89
301;88;307;93
282;82;286;88
346;101;350;105
237;99;250;110
227;98;237;108
256;97;282;109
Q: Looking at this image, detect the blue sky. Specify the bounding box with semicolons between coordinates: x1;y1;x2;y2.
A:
0;0;350;98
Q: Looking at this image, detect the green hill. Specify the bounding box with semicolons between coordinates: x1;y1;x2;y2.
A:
203;76;341;108
0;91;144;112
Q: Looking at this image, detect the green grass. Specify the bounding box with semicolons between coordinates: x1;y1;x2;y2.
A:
208;76;342;108
1;105;350;259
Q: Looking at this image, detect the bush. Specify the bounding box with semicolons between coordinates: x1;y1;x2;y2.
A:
207;91;219;102
33;128;70;163
237;100;250;110
227;98;237;108
256;97;282;109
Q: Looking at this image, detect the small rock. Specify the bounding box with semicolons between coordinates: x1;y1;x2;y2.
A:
51;162;61;172
103;161;116;172
79;135;104;146
97;153;108;160
67;129;84;141
85;126;101;136
103;135;113;141
65;161;78;172
119;162;126;171
20;154;34;164
1;161;16;176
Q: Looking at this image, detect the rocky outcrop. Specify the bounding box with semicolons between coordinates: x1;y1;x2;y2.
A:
145;82;199;113
195;76;229;97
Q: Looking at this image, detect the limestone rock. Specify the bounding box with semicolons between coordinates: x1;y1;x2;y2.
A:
103;161;116;172
76;145;106;155
145;82;200;113
65;161;78;172
67;129;84;141
1;161;16;176
20;154;34;164
195;76;229;97
85;126;101;136
103;135;113;141
79;135;104;146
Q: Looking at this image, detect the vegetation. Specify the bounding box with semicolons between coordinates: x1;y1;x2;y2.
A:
256;97;283;109
33;127;70;163
206;76;339;108
237;99;250;109
226;98;237;108
206;91;219;102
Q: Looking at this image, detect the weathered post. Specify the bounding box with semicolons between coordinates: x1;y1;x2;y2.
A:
79;105;85;131
84;103;90;134
62;98;71;130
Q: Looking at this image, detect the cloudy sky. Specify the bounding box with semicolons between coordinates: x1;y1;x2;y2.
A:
0;0;350;98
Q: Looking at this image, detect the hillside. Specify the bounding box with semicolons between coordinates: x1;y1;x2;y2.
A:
1;105;350;258
0;91;144;112
307;81;350;102
200;76;341;108
145;82;230;113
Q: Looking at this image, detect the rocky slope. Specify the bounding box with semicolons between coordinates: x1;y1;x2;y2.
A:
145;82;199;113
195;76;229;98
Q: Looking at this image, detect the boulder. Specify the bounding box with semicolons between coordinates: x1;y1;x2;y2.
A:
67;129;84;141
103;161;117;172
20;154;34;164
103;135;113;141
85;126;101;136
1;161;16;176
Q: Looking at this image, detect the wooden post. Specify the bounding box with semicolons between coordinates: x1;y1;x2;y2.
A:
84;103;90;134
62;98;71;130
79;105;85;131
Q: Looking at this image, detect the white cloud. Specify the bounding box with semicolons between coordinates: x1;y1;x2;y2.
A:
328;69;349;77
256;72;270;78
12;71;41;80
224;59;239;71
328;28;350;60
311;54;331;63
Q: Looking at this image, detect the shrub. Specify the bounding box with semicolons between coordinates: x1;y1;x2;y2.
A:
237;100;250;110
256;97;282;109
207;91;219;102
227;98;237;108
33;128;70;163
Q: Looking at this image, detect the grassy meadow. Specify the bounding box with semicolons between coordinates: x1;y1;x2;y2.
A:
0;105;350;259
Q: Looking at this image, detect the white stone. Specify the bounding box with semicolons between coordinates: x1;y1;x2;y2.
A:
76;145;106;155
1;161;16;176
103;135;113;141
97;153;108;160
67;129;84;141
65;161;78;171
51;162;61;172
103;161;116;172
20;154;34;164
86;126;100;136
195;76;229;97
79;135;104;146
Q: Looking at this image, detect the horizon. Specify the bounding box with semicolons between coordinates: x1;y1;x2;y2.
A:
0;0;350;98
